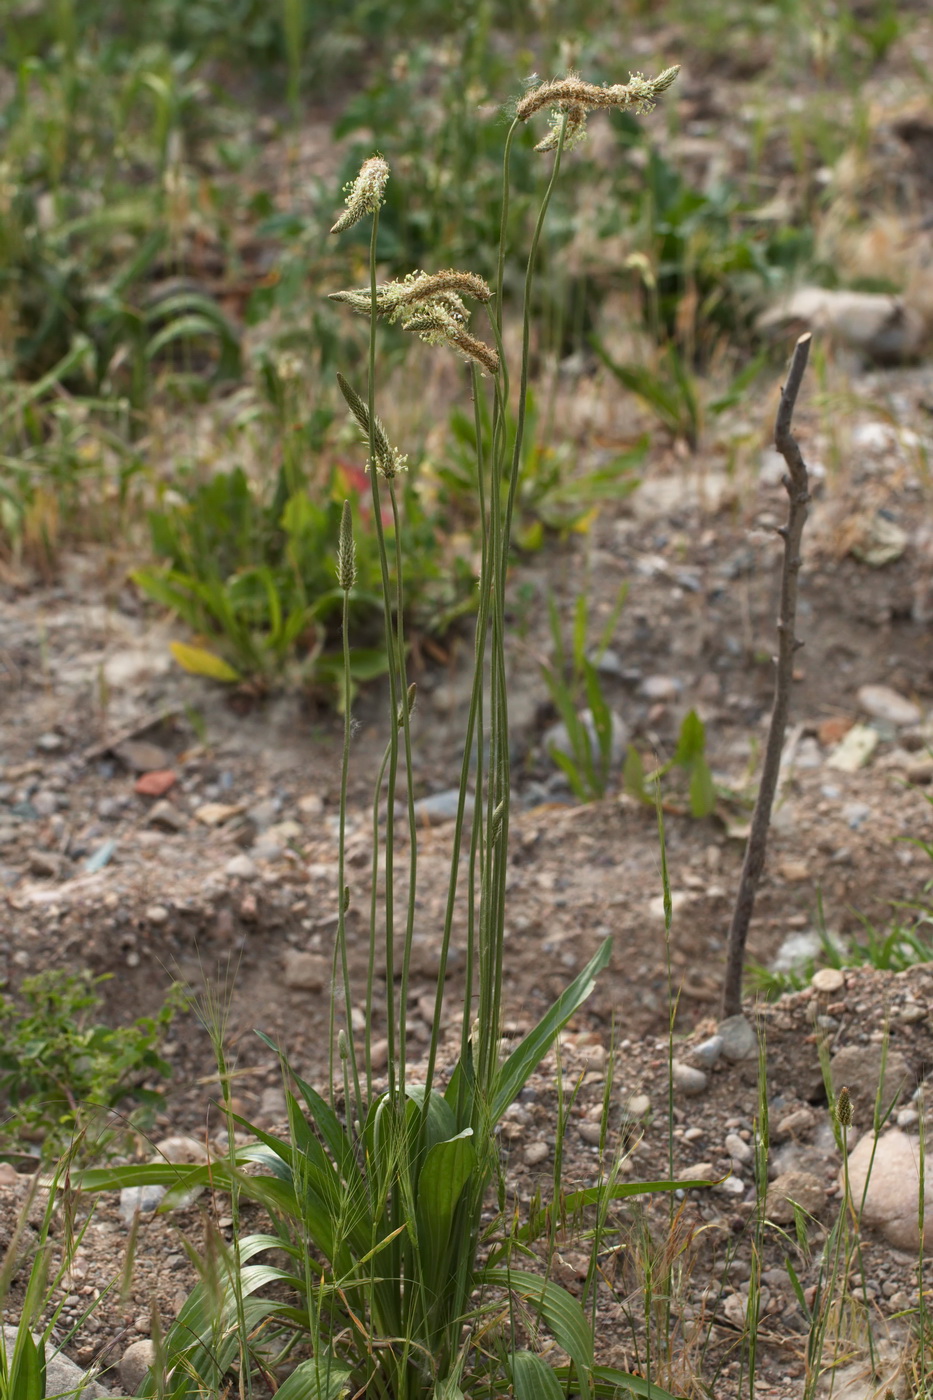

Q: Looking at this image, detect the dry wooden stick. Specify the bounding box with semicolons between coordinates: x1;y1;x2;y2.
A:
722;332;812;1019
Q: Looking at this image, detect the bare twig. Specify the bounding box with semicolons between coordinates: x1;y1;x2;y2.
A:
722;333;812;1019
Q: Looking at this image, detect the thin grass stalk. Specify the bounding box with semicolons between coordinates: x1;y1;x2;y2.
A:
335;552;364;1128
476;115;569;1099
483;117;570;1087
423;362;490;1099
654;783;676;1366
367;741;392;1098
362;210;402;1102
388;480;418;1094
215;1039;252;1400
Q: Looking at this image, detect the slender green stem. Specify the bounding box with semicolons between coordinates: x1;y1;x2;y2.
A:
423;363;490;1101
366;741;392;1099
388;480;417;1094
336;570;364;1129
362;211;401;1101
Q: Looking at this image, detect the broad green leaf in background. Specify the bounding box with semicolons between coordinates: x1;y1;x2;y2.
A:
169;641;241;682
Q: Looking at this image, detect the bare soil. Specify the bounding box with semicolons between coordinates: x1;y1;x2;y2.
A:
2;355;933;1396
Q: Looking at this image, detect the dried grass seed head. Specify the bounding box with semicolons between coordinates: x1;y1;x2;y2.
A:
835;1084;853;1128
330;269;498;374
331;154;390;233
516;66;680;152
336;371;408;480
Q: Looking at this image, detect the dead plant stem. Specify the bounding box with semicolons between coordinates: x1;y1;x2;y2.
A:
722;332;812;1018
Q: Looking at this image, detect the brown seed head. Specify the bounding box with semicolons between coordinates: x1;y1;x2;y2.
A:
835;1085;853;1128
336;499;356;592
516;66;680;146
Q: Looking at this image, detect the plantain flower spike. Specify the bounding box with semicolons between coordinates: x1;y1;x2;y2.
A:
517;66;680;152
336;372;408;479
330;270;498;375
336;500;356;592
331;154;390;233
835;1084;853;1128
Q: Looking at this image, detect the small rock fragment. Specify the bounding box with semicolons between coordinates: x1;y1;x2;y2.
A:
147;800;186;832
119;1183;167;1223
625;1093;651;1117
817;716;853;747
725;1133;753;1164
154;1135;210;1165
579;1122;603;1145
135;769;177;797
718;1015;758;1062
144;904;169;926
672;1061;708;1095
196;802;245;827
28;849;64;879
114;740;175;773
689;1035;724;1068
766;1170;826;1223
775;1108;816;1140
811;967;845;995
413;789;474;823
225;853;259;881
857;683;921;727
639;675;683;701
825;724;879;773
723;1292;748;1328
677;1162;714;1183
524;1141;549;1167
283;949;328;992
298;792;325;817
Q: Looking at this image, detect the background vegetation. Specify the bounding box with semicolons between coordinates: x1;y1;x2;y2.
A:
2;0;912;693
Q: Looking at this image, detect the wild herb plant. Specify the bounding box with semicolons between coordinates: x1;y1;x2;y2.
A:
79;64;688;1400
540;584;629;801
624;709;717;820
0;970;186;1162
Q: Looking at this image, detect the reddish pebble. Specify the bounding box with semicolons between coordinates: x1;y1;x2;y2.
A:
818;715;854;747
134;769;177;797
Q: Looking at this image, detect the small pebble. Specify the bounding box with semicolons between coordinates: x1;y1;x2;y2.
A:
672;1061;708;1095
811;967;844;994
689;1035;724;1068
856;684;921;728
145;904;169;925
524;1141;549;1167
717;1015;758;1062
625;1094;651;1117
677;1162;714;1183
283;949;328;991
579;1122;603;1146
225;853;259;881
725;1132;752;1164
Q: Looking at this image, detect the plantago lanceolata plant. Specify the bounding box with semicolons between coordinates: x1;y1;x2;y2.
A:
78;65;685;1400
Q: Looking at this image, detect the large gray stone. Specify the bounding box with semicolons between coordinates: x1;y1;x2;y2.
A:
844;1128;933;1251
120;1338;156;1392
829;1044;911;1123
2;1326;112;1396
717;1014;758;1062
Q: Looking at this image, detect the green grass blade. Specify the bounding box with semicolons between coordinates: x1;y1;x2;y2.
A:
493;937;612;1119
511;1349;566;1400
